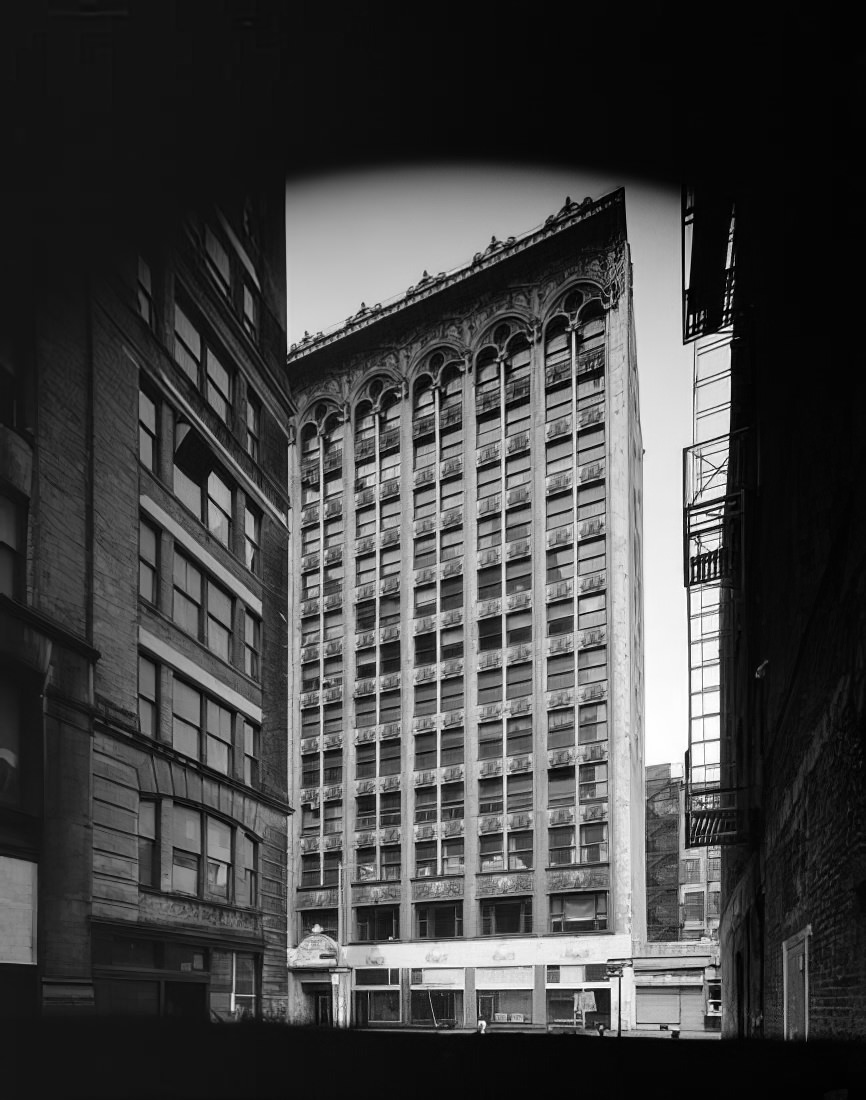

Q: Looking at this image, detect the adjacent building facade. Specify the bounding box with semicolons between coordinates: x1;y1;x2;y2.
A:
646;763;721;945
682;176;866;1039
284;188;646;1031
1;189;293;1018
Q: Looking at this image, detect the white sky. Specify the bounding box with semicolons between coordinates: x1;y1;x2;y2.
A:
285;162;693;768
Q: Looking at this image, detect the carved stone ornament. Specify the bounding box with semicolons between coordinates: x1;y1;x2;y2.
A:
412;877;464;901
492;946;515;962
140;893;262;935
365;948;386;966
295;889;338;910
546;866;610;892
476;873;534;897
353;883;401;906
425;948;449;964
289;932;340;969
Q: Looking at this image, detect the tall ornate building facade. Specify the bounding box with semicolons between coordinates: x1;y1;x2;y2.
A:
284;188;646;1031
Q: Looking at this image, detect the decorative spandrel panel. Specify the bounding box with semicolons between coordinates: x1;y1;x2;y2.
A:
139;893;263;936
546;866;609;892
351;883;402;906
412;878;464;901
476;873;535;897
295;888;338;911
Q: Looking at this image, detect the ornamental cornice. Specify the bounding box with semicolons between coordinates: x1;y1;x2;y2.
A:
285;190;625;363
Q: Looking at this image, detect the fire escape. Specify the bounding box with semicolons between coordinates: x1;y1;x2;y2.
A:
682;186;743;846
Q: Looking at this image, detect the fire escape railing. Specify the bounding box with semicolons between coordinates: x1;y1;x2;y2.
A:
683;421;746;846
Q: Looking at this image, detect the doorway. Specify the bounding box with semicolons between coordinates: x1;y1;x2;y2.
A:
314;989;333;1026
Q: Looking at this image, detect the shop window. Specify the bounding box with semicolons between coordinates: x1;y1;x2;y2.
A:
546;987;610;1030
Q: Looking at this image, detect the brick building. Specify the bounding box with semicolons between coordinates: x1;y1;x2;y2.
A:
0;187;293;1018
681;170;866;1039
284;188;647;1031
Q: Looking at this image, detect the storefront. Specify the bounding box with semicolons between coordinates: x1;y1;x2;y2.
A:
634;956;712;1032
475;965;535;1028
91;924;262;1019
409;967;464;1027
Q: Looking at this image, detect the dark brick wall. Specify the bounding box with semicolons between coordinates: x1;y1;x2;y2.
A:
720;194;866;1038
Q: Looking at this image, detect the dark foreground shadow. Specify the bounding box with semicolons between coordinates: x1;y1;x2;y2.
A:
6;1019;865;1099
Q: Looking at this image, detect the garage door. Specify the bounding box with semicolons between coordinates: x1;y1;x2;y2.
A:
636;988;680;1027
680;988;705;1031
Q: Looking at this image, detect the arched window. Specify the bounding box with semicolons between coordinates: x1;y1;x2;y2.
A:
413;376;434;419
301;422;319;458
505;333;531;383
355;400;375;441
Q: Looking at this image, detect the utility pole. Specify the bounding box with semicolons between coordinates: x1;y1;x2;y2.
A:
605;958;634;1037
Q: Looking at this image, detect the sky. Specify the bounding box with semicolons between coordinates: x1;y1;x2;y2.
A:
285;163;693;767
